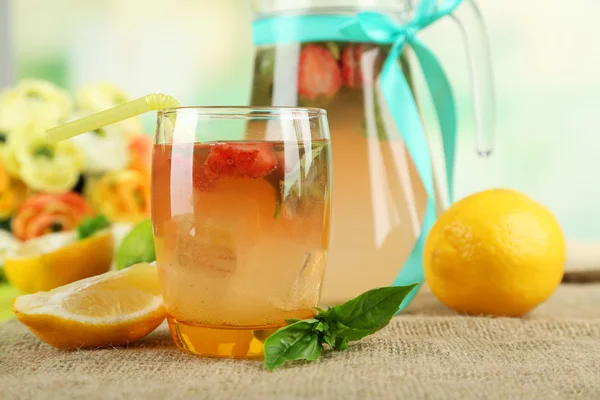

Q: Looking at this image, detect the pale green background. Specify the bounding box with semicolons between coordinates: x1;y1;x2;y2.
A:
7;0;600;242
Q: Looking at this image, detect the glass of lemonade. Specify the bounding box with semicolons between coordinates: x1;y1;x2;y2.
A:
151;106;332;358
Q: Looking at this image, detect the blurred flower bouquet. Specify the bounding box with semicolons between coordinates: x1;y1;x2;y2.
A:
0;79;152;264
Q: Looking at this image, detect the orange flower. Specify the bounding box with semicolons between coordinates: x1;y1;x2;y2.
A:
12;192;93;241
0;162;27;219
0;163;8;192
128;134;152;178
88;169;150;223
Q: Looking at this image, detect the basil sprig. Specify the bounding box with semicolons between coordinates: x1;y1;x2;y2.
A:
264;283;418;371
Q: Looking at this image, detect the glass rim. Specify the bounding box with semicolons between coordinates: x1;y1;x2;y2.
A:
159;106;327;119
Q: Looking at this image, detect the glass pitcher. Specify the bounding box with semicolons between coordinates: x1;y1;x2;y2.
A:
249;0;494;305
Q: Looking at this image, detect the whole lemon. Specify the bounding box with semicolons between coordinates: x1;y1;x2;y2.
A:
424;188;566;317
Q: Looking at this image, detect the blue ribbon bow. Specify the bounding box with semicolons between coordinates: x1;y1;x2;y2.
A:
253;0;462;311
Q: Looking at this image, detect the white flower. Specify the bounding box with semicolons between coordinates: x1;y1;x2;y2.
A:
2;123;84;193
75;82;142;134
68;124;130;174
0;121;50;177
0;79;72;134
76;82;129;112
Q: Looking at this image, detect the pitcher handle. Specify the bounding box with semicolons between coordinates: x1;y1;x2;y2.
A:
450;0;496;156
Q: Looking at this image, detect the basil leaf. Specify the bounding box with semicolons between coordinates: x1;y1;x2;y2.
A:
322;334;335;348
264;319;322;372
314;321;325;332
115;219;155;269
328;284;419;341
77;215;110;240
317;319;348;350
263;285;419;371
334;336;349;350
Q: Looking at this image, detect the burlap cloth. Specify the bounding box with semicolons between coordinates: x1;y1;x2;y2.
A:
2;285;600;400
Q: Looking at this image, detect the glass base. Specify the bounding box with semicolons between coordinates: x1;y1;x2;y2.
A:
167;315;281;359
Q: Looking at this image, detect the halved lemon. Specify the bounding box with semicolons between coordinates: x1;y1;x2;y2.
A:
4;230;114;294
12;262;165;349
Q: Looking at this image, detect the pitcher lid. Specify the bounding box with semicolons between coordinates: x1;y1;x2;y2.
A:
253;0;416;16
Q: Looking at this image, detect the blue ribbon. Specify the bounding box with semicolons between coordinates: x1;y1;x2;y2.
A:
253;0;461;311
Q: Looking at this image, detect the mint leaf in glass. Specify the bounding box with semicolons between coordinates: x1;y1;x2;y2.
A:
276;141;328;220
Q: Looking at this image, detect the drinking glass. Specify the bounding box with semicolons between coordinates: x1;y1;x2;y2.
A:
151;106;332;358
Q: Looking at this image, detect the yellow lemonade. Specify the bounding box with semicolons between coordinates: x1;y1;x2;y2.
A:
152;140;330;357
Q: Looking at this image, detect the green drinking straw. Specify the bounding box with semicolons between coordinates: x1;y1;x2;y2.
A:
46;93;180;142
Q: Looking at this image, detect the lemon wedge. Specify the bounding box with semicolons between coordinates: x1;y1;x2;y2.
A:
12;262;165;349
4;230;114;294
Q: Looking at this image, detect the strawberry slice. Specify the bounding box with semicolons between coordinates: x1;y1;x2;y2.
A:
341;44;382;89
298;44;342;101
204;143;277;179
165;150;218;192
341;44;365;89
